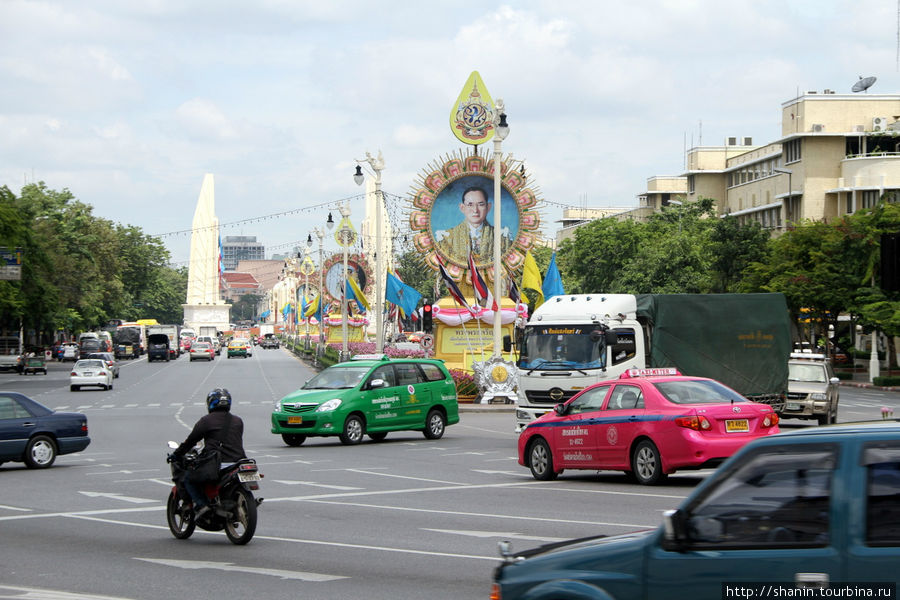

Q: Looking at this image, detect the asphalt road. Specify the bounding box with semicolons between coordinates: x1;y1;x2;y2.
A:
1;350;898;600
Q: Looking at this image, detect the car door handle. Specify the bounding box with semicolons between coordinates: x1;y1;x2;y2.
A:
22;422;36;428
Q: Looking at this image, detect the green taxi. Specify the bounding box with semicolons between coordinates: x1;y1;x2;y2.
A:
226;340;249;358
271;354;459;446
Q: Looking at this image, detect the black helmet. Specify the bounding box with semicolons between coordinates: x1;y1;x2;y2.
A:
206;388;232;412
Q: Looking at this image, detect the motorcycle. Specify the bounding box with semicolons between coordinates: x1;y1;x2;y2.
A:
165;441;264;545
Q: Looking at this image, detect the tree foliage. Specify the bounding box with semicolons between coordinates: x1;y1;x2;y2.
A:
0;183;188;343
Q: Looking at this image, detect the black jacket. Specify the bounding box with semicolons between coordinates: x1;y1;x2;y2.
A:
174;410;246;463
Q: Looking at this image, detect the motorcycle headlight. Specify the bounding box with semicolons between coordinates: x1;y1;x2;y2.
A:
316;398;342;412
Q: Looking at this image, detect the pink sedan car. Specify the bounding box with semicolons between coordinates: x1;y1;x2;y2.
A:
518;368;780;485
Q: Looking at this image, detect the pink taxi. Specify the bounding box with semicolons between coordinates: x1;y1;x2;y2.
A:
518;368;780;485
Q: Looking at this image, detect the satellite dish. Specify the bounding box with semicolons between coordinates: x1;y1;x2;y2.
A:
852;76;877;93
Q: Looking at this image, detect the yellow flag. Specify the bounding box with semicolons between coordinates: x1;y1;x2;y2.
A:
522;250;544;309
304;294;320;318
347;276;371;312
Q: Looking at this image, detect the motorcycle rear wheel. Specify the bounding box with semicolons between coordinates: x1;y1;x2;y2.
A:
166;492;195;539
224;487;257;545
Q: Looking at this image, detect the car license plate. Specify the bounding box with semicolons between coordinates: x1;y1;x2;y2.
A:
725;419;749;432
287;416;303;424
786;402;801;411
83;372;93;376
238;472;260;482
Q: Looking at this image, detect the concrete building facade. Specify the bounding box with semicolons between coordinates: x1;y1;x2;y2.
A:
221;236;265;271
565;91;900;237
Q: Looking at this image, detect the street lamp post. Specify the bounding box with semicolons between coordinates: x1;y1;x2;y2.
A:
315;228;325;348
328;202;353;362
355;152;386;353
491;101;509;358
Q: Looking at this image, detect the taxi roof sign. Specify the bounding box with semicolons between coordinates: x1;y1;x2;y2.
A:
620;368;680;379
351;353;390;361
790;352;827;361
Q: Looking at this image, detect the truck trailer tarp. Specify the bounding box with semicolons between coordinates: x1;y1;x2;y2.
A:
635;293;791;398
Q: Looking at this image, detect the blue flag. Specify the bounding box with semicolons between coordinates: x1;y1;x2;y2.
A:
385;271;422;318
542;252;565;301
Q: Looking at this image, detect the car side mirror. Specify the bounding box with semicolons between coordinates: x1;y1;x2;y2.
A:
554;403;566;416
829;377;840;384
661;509;689;552
370;378;386;389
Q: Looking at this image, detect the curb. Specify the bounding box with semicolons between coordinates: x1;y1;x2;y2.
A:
840;381;900;392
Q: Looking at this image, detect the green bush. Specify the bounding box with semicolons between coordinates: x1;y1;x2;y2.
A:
873;376;900;387
835;372;854;380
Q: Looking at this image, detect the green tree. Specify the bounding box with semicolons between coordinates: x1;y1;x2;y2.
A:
708;216;770;292
394;249;436;303
741;218;871;345
0;182;187;343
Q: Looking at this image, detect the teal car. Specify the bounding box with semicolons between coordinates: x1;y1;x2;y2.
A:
271;355;459;446
491;421;900;599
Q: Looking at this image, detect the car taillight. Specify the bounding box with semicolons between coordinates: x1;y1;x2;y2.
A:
81;421;88;433
70;372;77;376
675;415;711;431
490;583;501;600
761;413;779;428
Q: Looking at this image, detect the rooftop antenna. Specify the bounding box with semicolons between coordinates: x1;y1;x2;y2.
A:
852;76;877;93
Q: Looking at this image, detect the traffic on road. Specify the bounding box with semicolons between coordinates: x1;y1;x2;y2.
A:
0;345;898;599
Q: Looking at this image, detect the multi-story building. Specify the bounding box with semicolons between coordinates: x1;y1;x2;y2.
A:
221;236;265;271
555;207;631;245
567;91;900;237
685;91;900;230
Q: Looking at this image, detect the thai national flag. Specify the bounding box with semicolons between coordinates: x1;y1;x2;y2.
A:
507;269;521;305
435;254;475;314
468;252;497;311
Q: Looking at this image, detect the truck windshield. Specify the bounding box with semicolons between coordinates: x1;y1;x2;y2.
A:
519;325;605;370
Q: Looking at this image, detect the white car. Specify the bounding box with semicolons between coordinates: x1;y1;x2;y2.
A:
70;359;113;391
61;343;79;362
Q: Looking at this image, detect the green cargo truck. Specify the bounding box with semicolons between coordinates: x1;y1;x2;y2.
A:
514;293;792;431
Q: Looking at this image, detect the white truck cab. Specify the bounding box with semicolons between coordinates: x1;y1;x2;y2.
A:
514;294;641;432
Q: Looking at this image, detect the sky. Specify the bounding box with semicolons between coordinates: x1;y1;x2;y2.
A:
2;0;899;267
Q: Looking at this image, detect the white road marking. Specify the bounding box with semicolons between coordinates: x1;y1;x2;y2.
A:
422;528;567;542
472;469;531;477
0;504;32;512
273;480;362;491
0;584;135;599
308;499;653;529
345;468;466;486
134;558;346;582
0;509;497;562
79;491;157;504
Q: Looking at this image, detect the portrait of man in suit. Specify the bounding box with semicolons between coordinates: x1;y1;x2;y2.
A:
434;185;512;265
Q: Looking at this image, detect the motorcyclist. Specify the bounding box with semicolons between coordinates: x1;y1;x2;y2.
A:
171;388;246;518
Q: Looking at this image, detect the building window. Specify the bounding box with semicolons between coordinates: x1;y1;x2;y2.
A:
688;175;696;194
785;139;802;164
862;190;879;209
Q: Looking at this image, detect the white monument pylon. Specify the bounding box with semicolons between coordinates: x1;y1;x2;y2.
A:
182;174;231;333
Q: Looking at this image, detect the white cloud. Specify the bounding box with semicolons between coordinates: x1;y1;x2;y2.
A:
3;0;900;265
